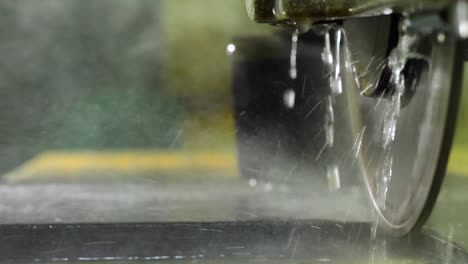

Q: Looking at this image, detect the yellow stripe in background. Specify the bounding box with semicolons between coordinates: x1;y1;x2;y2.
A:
3;147;467;184
3;150;239;183
448;147;468;177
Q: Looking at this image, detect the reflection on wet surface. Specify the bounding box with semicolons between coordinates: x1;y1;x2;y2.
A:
0;220;466;263
0;175;466;263
0;181;369;224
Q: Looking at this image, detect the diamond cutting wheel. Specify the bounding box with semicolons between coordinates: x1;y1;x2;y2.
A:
241;1;465;236
340;13;464;235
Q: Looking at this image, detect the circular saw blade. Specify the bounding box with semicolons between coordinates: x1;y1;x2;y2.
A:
342;15;463;235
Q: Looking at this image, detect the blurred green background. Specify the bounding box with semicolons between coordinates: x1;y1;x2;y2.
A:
426;66;468;248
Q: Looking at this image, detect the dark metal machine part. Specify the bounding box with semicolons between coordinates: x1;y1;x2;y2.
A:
0;222;466;263
246;0;452;23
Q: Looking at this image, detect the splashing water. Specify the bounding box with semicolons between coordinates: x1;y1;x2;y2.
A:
315;22;425;234
368;238;388;264
352;127;366;165
382;48;406;150
375;33;421;209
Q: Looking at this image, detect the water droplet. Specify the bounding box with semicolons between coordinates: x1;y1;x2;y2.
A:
327;165;341;191
437;33;446;43
382;8;393;15
283;89;296;109
273;0;286;17
248;178;257;187
322;31;334;65
226;43;236;56
325;96;335;147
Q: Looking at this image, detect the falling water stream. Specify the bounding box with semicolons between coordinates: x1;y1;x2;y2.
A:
321;29;343;192
290;30;299;80
276;3;430;242
295;19;427;244
311;24;408;263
